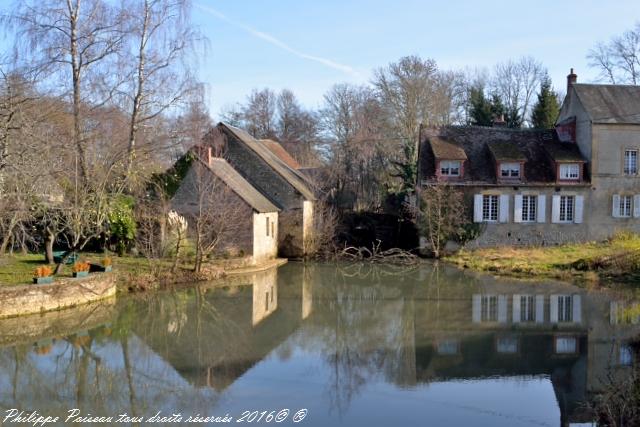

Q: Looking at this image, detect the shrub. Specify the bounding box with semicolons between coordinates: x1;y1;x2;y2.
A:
34;266;53;278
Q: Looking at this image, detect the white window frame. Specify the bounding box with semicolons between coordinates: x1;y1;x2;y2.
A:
555;336;578;354
521;195;537;222
440;160;461;177
621;195;632;218
559;195;575;223
559;163;580;180
482;195;499;222
624;149;638;175
500;162;520;178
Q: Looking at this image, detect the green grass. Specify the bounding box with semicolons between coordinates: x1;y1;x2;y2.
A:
0;253;173;286
445;231;640;286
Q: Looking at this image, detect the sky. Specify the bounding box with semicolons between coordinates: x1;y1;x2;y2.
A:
0;1;638;118
193;0;640;118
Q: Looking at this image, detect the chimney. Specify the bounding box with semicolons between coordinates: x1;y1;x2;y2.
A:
567;68;577;93
493;114;507;127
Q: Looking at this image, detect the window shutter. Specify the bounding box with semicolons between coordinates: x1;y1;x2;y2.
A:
550;295;559;323
512;295;521;323
572;295;582;324
634;195;640;218
537;195;546;223
472;294;481;323
551;195;561;223
473;195;483;223
514;195;523;223
498;295;507;323
535;295;545;323
574;195;584;223
613;194;621;218
499;194;509;223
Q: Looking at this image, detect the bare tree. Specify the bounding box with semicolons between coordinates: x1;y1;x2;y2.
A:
491;56;545;126
120;0;203;181
3;0;125;183
241;88;278;139
417;184;468;258
588;22;640;84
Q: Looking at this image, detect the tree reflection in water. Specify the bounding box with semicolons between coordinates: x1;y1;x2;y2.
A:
0;262;636;426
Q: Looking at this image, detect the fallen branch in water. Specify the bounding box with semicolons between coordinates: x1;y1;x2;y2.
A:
338;240;419;265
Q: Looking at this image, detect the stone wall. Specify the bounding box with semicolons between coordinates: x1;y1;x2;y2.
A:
0;273;116;319
252;211;279;263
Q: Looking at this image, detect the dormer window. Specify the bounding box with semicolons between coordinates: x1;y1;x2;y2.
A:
500;162;521;178
440;160;461;177
559;163;580;180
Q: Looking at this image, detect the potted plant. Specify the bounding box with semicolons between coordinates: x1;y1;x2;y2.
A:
101;257;112;272
72;261;90;278
33;266;54;284
90;257;112;272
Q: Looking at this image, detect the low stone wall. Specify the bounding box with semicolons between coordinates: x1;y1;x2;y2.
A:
0;273;116;319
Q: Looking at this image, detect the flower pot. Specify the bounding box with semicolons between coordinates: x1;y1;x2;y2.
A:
73;271;89;278
89;263;112;273
33;276;53;284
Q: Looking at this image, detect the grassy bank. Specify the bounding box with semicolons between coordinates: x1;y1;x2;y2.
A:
445;232;640;286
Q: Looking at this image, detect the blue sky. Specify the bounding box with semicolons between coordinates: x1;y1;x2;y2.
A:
195;0;639;118
0;1;638;118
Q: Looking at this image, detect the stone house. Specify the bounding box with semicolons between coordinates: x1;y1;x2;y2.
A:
417;70;640;247
557;69;640;240
204;122;316;257
171;153;279;265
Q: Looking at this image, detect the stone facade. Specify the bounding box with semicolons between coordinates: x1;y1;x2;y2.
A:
417;72;640;248
205;124;316;257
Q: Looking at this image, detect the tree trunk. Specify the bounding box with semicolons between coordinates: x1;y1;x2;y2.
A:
45;229;55;264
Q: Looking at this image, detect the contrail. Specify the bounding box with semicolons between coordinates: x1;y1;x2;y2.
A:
195;3;362;78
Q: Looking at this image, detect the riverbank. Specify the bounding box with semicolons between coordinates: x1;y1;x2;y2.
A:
446;232;640;286
0;253;288;291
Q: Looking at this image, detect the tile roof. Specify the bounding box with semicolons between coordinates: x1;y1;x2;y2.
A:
259;139;301;169
572;84;640;124
543;142;585;162
218;123;316;201
207;158;279;213
430;137;468;160
487;141;527;161
419;126;587;185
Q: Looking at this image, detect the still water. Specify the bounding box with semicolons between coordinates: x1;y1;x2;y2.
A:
0;262;638;427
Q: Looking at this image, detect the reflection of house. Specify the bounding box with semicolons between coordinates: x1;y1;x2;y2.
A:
134;267;304;391
205;123;316;257
417;70;640;247
410;282;636;427
171;153;279;265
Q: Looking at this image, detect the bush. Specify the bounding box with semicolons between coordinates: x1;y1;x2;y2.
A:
34;265;53;277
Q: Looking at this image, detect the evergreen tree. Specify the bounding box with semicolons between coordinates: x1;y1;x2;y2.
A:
531;77;560;129
469;86;492;126
505;106;523;128
489;94;505;121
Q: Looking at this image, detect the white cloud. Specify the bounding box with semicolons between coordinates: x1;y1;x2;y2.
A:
195;3;363;79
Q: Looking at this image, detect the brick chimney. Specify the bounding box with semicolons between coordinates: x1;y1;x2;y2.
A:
567;68;577;93
493;113;507;127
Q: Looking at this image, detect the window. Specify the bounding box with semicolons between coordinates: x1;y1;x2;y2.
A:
437;340;459;355
440;160;461;176
558;295;573;322
497;337;518;354
555;337;577;354
559;163;580;180
266;217;270;236
559;195;575;222
620;195;633;218
522;195;537;222
500;162;520;178
482;195;499;222
481;295;498;322
620;345;633;366
624;150;638;175
520;295;536;322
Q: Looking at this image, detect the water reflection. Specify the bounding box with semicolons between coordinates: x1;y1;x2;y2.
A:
0;263;637;426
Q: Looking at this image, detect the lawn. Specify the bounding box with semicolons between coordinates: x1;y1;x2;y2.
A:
445;232;640;285
0;253;168;286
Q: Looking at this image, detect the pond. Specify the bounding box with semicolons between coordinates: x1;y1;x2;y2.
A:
0;262;638;426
